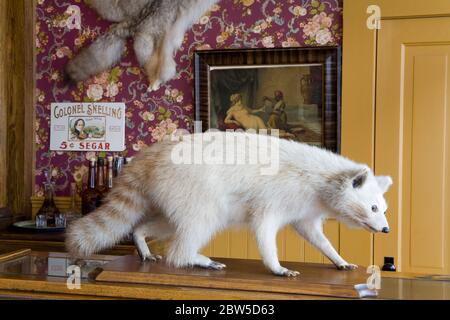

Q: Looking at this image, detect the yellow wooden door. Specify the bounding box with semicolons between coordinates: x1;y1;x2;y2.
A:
203;2;450;271
342;0;450;270
375;18;450;274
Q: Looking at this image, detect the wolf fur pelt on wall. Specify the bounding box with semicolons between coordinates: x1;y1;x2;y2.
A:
66;132;392;277
65;0;219;91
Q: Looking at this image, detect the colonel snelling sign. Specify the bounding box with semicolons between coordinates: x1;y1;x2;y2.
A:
50;103;126;152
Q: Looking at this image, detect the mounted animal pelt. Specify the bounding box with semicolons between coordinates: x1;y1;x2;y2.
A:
65;0;219;91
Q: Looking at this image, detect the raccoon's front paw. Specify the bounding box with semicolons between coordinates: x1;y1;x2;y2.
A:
337;263;358;271
160;57;177;83
274;267;300;277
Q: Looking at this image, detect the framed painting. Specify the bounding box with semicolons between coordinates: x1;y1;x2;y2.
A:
194;47;341;152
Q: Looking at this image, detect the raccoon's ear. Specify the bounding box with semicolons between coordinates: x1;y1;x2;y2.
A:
351;168;369;189
376;176;393;193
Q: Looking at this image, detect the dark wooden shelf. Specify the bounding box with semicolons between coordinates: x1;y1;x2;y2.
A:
0;216;136;256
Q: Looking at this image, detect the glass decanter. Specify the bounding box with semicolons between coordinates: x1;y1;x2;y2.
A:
36;171;60;228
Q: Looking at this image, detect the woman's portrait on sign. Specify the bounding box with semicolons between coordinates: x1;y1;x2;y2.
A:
69;117;106;141
71;118;88;140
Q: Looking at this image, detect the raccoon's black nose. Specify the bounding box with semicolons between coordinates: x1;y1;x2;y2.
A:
382;227;390;234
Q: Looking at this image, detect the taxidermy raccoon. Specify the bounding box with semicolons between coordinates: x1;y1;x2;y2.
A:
66;132;392;276
65;0;219;91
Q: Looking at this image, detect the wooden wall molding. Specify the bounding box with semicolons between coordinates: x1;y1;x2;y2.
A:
0;0;35;216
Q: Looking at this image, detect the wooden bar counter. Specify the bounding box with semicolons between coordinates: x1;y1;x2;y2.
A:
0;249;449;300
0;250;365;300
1;218;450;300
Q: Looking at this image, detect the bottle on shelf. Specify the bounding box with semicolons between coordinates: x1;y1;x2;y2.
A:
106;156;114;191
99;152;108;183
112;154;119;177
81;157;101;215
382;257;396;272
95;157;107;205
36;171;60;228
115;156;125;177
64;182;82;225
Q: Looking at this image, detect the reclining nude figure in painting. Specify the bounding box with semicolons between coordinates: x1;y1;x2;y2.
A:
224;94;267;131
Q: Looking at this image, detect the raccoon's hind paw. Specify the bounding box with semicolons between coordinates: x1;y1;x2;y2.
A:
141;254;163;262
207;260;227;270
337;263;358;271
147;79;162;92
274;267;300;277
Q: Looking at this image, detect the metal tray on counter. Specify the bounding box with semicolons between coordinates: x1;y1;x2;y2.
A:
11;220;65;233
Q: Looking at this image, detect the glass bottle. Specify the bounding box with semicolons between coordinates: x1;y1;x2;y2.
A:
106;156;114;191
115;156;124;177
64;182;82;225
36;179;60;228
96;157;107;198
112;154;119;177
82;158;100;215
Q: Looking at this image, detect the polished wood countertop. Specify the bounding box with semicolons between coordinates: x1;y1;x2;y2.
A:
0;249;448;300
0;250;368;300
0;217;449;300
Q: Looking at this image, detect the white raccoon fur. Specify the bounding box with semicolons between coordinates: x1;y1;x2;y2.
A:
66;132;392;276
66;0;219;91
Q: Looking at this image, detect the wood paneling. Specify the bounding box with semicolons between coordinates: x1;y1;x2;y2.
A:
409;51;448;270
0;0;35;216
24;1;36;216
202;221;339;264
0;1;7;209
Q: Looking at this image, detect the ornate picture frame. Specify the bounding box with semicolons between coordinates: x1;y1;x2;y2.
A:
194;47;341;153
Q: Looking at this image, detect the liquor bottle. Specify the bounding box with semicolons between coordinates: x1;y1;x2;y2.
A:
112;154;119;177
36;178;60;228
64;182;82;225
106;156;114;191
115;156;125;177
82;158;100;215
95;157;107;205
99;152;107;183
382;257;396;272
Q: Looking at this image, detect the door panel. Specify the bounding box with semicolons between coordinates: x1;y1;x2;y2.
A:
408;50;448;270
375;18;450;273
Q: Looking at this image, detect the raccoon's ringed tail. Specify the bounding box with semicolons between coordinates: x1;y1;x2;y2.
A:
65;191;146;258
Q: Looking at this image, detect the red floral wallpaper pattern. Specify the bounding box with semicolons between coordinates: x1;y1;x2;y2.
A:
35;0;343;196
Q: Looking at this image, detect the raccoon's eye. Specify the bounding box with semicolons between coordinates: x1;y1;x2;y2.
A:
371;205;378;213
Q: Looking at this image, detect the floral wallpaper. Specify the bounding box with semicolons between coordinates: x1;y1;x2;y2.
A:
35;0;343;196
